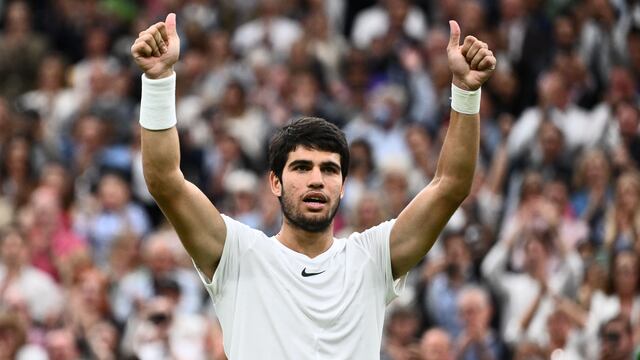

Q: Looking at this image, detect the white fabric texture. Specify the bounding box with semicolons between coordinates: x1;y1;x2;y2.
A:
194;215;405;360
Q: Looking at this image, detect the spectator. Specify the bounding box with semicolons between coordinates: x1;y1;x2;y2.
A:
422;232;476;338
22;186;86;283
45;328;80;360
419;327;454;360
381;306;421;360
0;1;49;100
598;314;635;360
0;226;63;325
121;293;210;360
455;285;505;360
482;224;582;345
351;0;427;50
232;0;303;58
74;171;150;267
111;230;202;324
603;171;640;253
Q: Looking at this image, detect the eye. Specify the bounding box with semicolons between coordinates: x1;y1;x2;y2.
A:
322;166;340;174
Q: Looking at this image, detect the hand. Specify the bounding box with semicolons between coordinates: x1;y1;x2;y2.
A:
131;13;180;79
447;20;496;90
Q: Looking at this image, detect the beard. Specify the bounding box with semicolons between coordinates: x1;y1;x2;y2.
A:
278;188;341;233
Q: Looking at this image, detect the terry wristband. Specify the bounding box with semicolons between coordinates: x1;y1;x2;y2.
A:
139;72;177;130
451;83;481;115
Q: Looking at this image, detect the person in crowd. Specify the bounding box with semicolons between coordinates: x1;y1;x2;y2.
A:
0;226;63;325
454;285;505;360
419;327;454;360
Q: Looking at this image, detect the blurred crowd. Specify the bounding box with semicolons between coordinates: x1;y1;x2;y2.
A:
0;0;639;359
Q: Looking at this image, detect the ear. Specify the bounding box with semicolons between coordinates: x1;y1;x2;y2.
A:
340;183;345;199
269;171;282;197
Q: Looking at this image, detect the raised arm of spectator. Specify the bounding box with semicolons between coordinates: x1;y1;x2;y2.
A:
389;21;496;278
131;13;225;280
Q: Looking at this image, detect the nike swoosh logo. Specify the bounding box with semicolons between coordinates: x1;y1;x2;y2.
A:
301;268;325;277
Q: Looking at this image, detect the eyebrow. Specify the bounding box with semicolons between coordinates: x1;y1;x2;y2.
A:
288;159;341;170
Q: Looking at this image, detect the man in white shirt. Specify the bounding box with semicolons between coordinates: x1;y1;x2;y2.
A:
130;13;495;359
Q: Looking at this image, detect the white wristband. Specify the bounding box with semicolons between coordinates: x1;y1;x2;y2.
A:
140;72;177;130
451;83;481;114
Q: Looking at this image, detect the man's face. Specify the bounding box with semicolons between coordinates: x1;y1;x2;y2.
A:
600;321;632;360
272;147;343;233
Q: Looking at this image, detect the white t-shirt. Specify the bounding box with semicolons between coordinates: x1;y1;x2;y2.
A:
194;215;405;360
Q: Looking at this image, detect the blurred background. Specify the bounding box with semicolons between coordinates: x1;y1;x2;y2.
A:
0;0;638;359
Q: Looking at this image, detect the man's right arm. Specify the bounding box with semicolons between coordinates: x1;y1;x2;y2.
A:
132;14;225;279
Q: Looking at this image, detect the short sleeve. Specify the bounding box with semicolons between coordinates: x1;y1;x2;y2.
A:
192;214;245;299
349;219;407;304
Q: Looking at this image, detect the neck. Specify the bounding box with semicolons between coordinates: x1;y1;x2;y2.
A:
276;221;334;258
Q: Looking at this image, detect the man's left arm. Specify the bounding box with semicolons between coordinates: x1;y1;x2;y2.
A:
390;20;496;279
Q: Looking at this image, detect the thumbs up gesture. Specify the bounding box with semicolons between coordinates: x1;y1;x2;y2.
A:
131;13;181;79
447;20;496;91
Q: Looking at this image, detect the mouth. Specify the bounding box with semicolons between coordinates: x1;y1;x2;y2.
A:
302;192;328;211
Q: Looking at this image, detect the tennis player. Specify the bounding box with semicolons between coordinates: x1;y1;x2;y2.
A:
131;13;495;359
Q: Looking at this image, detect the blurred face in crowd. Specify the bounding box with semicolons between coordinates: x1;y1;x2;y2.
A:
538;71;569;109
615;102;639;138
274;147;343;232
627;32;640;73
144;295;175;332
420;329;453;360
207;31;230;60
38;56;66;91
145;237;176;275
46;329;79;360
615;173;640;215
599;318;633;360
354;194;384;231
546;309;571;345
29;187;63;233
0;315;26;360
221;82;246;114
580;149;610;188
76;269;109;313
5;1;31;34
387;310;419;344
0;230;27;269
5;137;30;180
554;16;576;50
406;126;432;162
98;174;130;211
607;68;635;105
290;73;319;114
458;289;491;334
544;180;568;214
459;0;486;35
75;116;104;152
85;27;110;57
524;235;548;273
612;252;638;297
538;122;564;163
444;234;470;275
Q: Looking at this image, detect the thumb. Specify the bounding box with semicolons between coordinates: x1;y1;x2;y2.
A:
448;20;460;51
165;13;177;37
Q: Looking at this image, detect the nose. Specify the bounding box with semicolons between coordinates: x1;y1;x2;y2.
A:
308;166;324;188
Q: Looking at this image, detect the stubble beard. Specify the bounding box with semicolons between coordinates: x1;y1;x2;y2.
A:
278;188;340;233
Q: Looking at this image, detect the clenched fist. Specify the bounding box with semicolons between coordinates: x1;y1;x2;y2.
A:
131;13;180;79
447;20;496;91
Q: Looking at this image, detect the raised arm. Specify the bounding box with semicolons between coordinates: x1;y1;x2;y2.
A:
131;14;225;279
389;21;496;278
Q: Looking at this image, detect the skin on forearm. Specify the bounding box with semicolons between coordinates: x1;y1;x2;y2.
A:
434;110;479;198
390;109;479;278
141;127;184;198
